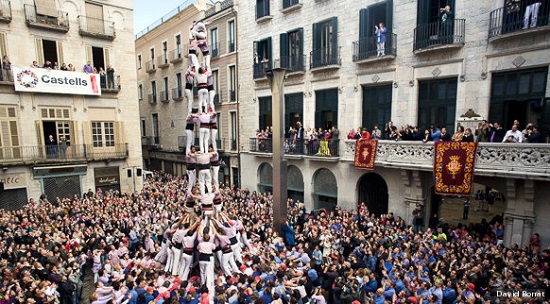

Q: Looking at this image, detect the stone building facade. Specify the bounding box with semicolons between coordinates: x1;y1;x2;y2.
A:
137;0;240;187
237;0;550;247
0;0;142;208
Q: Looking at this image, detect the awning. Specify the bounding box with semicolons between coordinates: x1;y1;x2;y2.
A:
35;0;59;17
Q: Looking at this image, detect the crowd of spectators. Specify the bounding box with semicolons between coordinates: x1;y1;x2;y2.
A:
346;120;543;144
0;172;548;304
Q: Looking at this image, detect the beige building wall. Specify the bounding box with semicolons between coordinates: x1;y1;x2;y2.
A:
0;0;142;204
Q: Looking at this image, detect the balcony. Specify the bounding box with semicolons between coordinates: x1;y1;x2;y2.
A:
353;32;397;63
78;16;115;40
99;74;121;93
172;86;184;101
282;0;302;13
249;138;341;158
310;47;341;71
253;61;272;80
148;93;157;104
159;91;169;102
24;4;69;32
0;143;128;165
169;46;185;63
0;0;12;23
413;19;465;54
145;61;156;73
255;2;272;22
488;0;550;42
229;90;236;102
338;140;550;180
274;55;306;75
156;54;169;68
230;139;237;151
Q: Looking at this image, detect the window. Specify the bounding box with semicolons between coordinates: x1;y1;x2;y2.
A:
212;70;219;103
230;111;237;150
150;81;156;102
34;38;63;67
280;28;303;71
228;20;235;53
357;1;394;59
85;45;110;72
312;17;339;68
285;93;303;130
415;0;456;49
162;41;168;63
152;113;159;144
150;48;155;69
176;73;182;89
283;0;300;9
229;65;236;101
163;77;169;101
315;89;338;130
175;34;182;58
259;96;272;131
418;78;457;132
137;54;142;69
91;121;115;148
141;119;146;137
256;0;270;19
210;28;218;57
253;37;272;78
138;84;143;100
362;85;392;131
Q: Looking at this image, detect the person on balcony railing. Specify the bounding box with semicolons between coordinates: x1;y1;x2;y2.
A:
524;0;542;29
107;65;115;89
375;22;386;57
83;61;93;74
439;5;454;44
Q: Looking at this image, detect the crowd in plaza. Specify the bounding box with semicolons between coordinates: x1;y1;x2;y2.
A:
0;170;548;304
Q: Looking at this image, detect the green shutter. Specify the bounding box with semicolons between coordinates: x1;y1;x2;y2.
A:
385;0;393;33
280;32;289;69
417;0;429;25
266;37;272;62
313;23;321;51
359;8;369;39
331;17;338;50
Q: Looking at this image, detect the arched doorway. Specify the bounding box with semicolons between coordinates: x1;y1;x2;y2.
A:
257;163;273;193
358;172;388;216
313;168;337;211
287;165;304;203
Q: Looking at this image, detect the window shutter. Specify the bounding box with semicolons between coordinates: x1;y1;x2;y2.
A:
253;40;259;64
104;48;110;69
417;0;429;25
35;39;44;66
313;23;321;51
331;17;338;55
82;122;92;146
34;120;45;158
86;45;93;65
280;32;289;69
56;41;64;65
69;121;78;145
0;33;7;59
115;121;125;154
359;8;370;39
266;37;272;61
297;28;304;59
385;0;393;32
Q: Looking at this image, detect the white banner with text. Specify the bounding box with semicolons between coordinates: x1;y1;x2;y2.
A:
12;66;101;96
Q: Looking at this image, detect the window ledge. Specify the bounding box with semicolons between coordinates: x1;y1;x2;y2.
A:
286;70;306;76
310;65;340;72
170;57;184;64
414;42;464;55
256;15;273;23
353;54;396;64
488;25;550;43
158;63;170;68
281;3;302;13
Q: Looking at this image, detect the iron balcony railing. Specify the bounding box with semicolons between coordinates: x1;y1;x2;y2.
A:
283;0;300;9
255;0;270;20
353;32;397;61
0;0;12;23
24;4;69;32
99;74;120;92
0;143;128;165
78;15;115;39
275;55;306;72
414;19;465;51
145;61;156;73
310;47;341;69
169;46;185;63
160;91;169;102
0;69;13;82
488;0;550;38
172;86;183;100
253;61;272;79
249;138;340;157
157;54;169;68
148;93;157;103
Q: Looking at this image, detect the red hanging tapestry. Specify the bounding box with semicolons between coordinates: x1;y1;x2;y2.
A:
434;141;478;196
354;140;378;170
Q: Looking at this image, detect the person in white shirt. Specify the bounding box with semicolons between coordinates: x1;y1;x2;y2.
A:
502;124;523;143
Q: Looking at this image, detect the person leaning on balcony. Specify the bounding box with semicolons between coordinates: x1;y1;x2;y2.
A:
451;125;464;142
83;61;93;73
502;124;523;143
525;125;541;143
475;120;492;142
2;55;11;81
462;128;474;142
371;124;382;140
375;22;386;57
440;127;451;141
